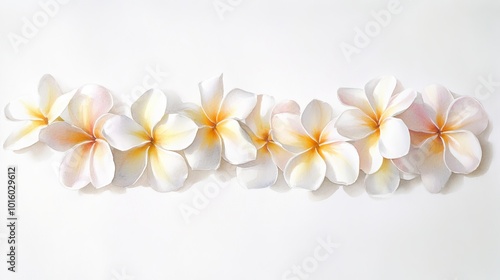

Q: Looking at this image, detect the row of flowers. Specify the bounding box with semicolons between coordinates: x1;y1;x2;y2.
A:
4;74;488;196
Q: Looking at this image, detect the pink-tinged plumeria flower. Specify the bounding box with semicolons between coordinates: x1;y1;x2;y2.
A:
102;89;198;192
336;76;417;196
4;74;74;150
272;100;360;191
395;85;488;193
236;95;299;189
39;85;115;189
182;74;257;170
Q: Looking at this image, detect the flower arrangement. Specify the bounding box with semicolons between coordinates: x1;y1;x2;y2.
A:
4;74;489;196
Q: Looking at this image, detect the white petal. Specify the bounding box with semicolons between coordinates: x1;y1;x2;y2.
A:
366;76;398;117
444;96;488;135
218;88;257;121
184;127;222;170
147;146;188;192
320;120;351;143
301;99;333;140
336;109;377;140
267;141;294;171
421;84;454;129
102;115;149;151
66;84;113;135
353;132;383;174
272;113;315;153
417;137;451;193
398;94;438;133
365;159;400;196
38;74;62;117
442;131;482;174
319;142;359;185
89;140;115;188
5;96;44;121
199;74;224;122
337;87;375;118
284;149;326;191
246;94;275;137
378;117;410;159
180;102;214;127
237;148;278;189
3;121;46;150
112;145;149;187
217;119;257;165
131;89;166;135
271;99;300;116
381;88;417;119
39;121;92;152
154;114;198;151
46;89;76;123
59;143;92;189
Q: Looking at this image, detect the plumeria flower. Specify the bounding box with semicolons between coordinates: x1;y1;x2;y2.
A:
4;74;74;150
395;85;488;193
336;76;416;196
272;99;360;191
102;89;198;192
39;84;115;189
236;95;299;189
182;74;257;170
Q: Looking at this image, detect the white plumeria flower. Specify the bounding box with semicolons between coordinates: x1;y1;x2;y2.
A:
4;74;74;150
103;89;198;192
236;95;299;189
182;74;257;170
39;84;115;189
272;99;360;191
336;76;417;196
395;85;488;193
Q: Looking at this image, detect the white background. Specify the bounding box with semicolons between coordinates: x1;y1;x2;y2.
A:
1;0;499;279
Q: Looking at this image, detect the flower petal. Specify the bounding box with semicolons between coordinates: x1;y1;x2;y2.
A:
336;109;377;140
180;102;213;127
301;99;333;140
267;141;294;171
112;145;149;187
272;113;316;153
3;121;46;150
147;146;188;192
5;96;44;121
46;90;77;123
284;149;326;190
378;117;410;159
442;131;482;174
381;88;417;119
319;142;359;185
199;74;224;122
444;96;488;135
417;137;451;193
320;120;350;143
217;88;257;121
131;89;166;135
38;74;63;117
66;84;113;135
154;114;198;151
184;127;222;170
337;87;375;118
366;76;398;117
39;121;92;152
217;119;257;165
237;148;278;189
271;99;300;116
59;143;92;189
102;115;149;151
89;140;115;188
353;131;383;174
365;159;400;196
398;94;438;133
421;84;454;129
246;94;275;138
